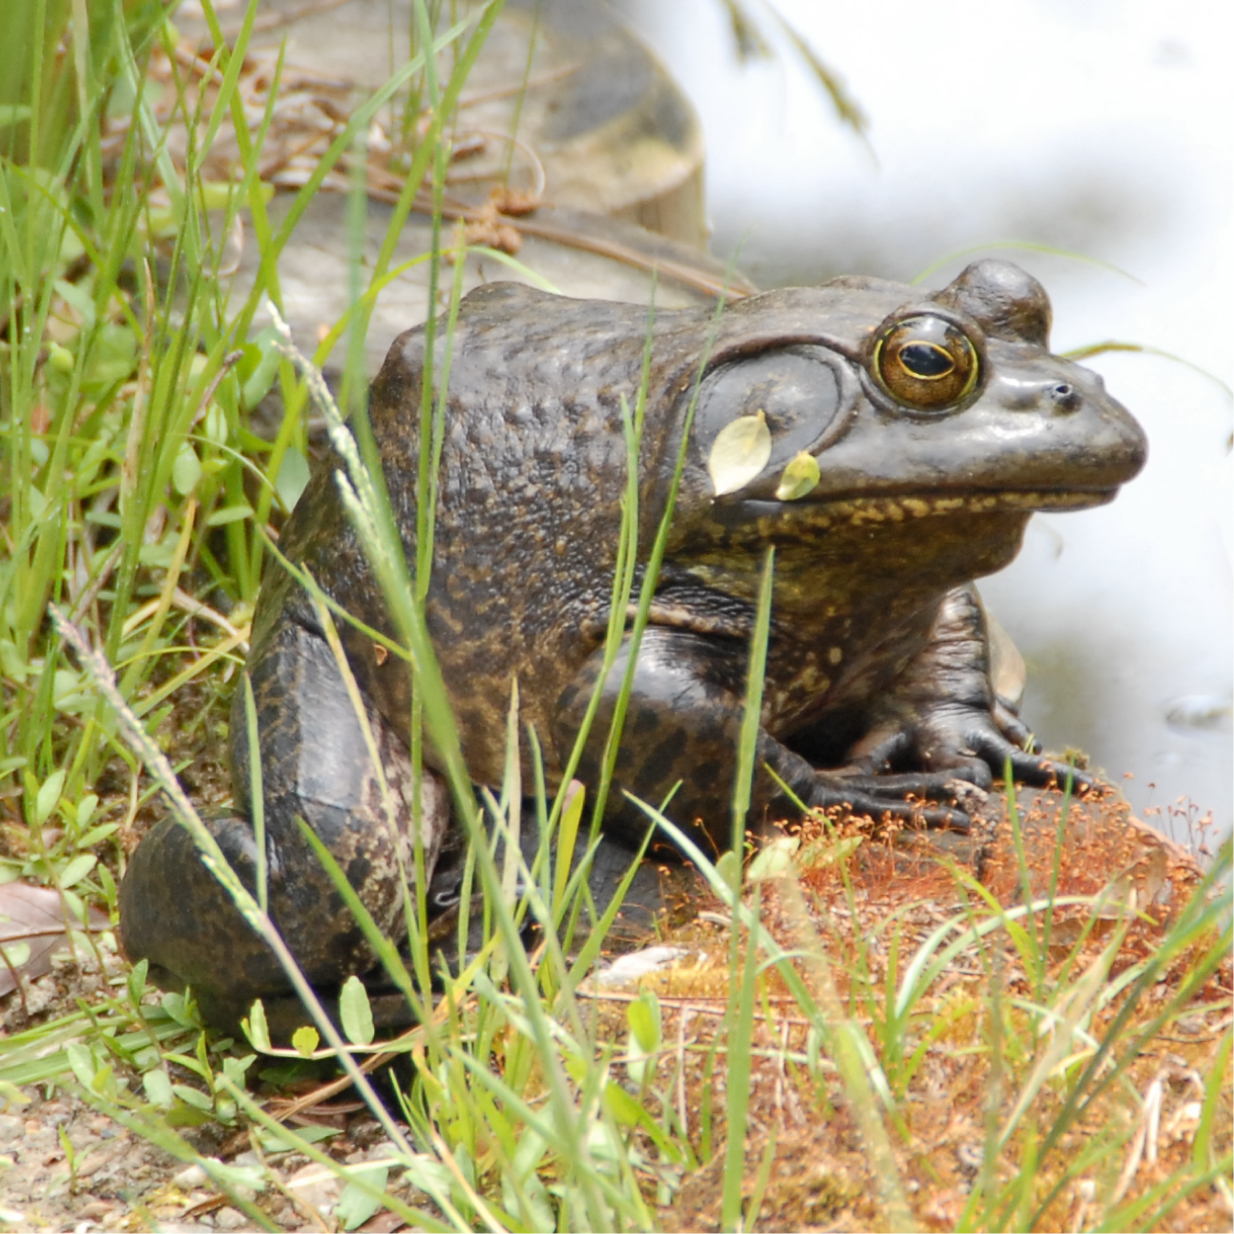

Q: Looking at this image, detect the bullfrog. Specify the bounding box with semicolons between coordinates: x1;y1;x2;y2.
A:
118;259;1147;1026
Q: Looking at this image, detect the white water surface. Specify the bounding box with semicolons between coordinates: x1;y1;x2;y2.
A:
622;0;1232;844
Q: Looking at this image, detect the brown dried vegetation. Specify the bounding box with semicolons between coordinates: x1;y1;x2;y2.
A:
581;792;1231;1231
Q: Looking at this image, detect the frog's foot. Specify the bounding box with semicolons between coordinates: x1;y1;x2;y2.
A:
804;770;974;832
847;703;1095;798
840;585;1094;799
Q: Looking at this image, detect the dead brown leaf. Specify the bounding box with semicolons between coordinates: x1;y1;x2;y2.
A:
0;882;109;998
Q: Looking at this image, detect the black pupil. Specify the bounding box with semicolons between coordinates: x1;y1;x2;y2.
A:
899;341;953;378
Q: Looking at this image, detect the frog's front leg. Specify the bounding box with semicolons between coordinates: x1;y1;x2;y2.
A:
554;627;966;855
843;585;1091;794
118;620;448;1027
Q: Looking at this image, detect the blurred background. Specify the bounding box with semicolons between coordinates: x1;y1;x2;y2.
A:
619;0;1232;845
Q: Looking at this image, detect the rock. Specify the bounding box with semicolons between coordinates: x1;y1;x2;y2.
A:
173;1163;209;1190
286;1161;341;1219
76;1144;120;1178
593;946;690;987
179;0;746;376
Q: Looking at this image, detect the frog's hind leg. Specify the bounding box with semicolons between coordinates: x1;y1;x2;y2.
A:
118;619;449;1031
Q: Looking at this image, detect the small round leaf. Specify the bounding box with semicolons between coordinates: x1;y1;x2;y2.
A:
339;974;375;1046
292;1025;320;1057
775;450;821;501
708;410;772;496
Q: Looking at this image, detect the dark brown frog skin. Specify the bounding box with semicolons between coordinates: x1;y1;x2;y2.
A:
119;260;1147;1026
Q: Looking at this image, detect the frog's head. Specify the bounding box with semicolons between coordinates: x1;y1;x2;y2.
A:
676;259;1146;576
690;259;1148;510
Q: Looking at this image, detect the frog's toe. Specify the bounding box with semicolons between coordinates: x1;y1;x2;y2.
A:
1030;756;1095;795
968;729;1093;793
992;699;1041;752
806;776;972;833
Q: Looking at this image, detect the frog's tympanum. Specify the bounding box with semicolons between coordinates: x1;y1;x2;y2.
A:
119;261;1147;1026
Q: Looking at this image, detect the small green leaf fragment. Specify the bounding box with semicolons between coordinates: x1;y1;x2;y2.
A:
275;446;311;512
1;942;31;968
291;1025;319;1057
206;504;253;527
628;989;661;1055
339;975;375;1046
65;1041;98;1087
775;450;820;501
161;991;197;1028
142;1068;175;1108
708;410;771;496
244;999;272;1052
605;1081;646;1127
76;793;98;830
258;1124;338;1153
747;835;800;882
36;768;66;825
172;441;202;495
799;834;864;870
715;849;743;898
239;328;282;409
127;958;149;1007
171;1084;214;1112
48;341;75;373
58;852;96;889
338;1164;390;1231
626;988;662;1085
221;1054;255;1088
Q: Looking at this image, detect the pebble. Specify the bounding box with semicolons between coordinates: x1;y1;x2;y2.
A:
0;1115;23;1142
593;945;688;985
174;1163;209;1189
77;1145;118;1177
214;1206;249;1231
286;1161;341;1217
16;978;58;1018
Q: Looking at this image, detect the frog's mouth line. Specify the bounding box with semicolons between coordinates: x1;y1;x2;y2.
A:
735;488;1117;524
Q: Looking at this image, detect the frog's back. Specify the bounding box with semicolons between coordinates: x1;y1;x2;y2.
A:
264;285;708;784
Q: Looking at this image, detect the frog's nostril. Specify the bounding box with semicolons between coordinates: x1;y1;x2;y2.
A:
1049;382;1079;410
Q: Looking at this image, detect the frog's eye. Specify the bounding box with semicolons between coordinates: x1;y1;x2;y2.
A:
872;314;979;410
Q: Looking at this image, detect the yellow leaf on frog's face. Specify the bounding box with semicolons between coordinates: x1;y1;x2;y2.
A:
775;450;821;501
291;1025;320;1057
707;410;772;497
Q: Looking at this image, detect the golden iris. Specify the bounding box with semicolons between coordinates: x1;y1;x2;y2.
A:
872;315;979;410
